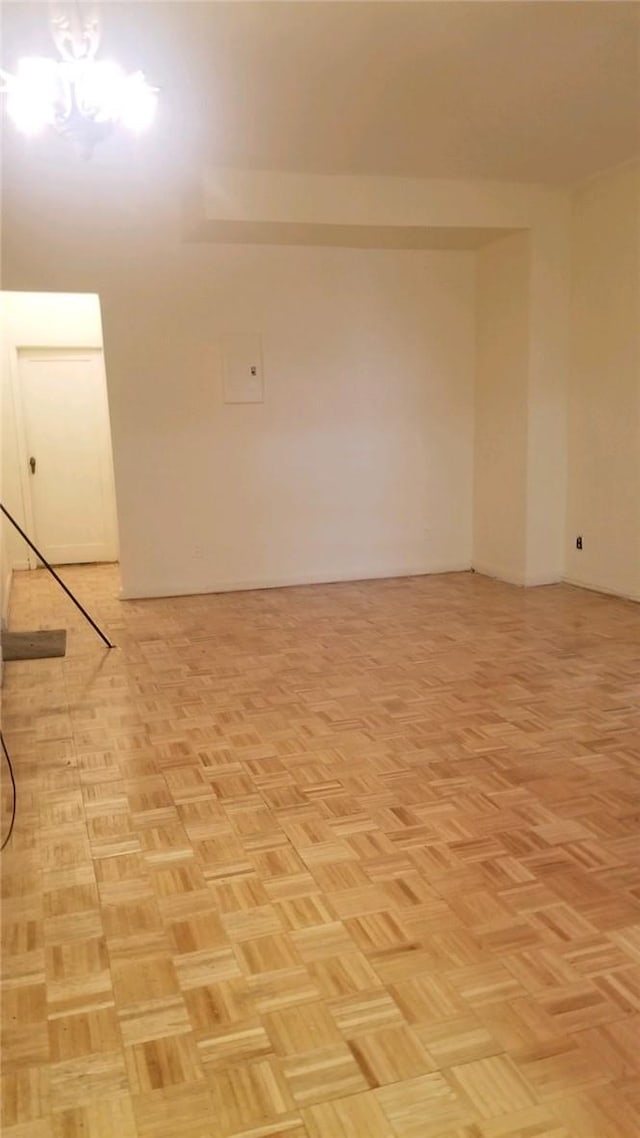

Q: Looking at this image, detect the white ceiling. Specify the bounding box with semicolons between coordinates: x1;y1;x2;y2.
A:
1;1;639;187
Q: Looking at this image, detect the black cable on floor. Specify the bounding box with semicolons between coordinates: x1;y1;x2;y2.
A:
0;730;16;852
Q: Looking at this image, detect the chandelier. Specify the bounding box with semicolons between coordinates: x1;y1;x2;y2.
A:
0;3;158;156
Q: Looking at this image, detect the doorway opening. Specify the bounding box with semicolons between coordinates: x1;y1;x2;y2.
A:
2;291;120;584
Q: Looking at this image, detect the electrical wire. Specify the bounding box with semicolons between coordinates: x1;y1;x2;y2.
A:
0;730;17;852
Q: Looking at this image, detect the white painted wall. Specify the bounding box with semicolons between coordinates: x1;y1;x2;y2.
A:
110;245;475;596
526;205;570;585
473;232;530;583
565;161;640;600
1;169;571;599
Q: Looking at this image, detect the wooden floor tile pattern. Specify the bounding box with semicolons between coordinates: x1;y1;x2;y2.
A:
2;563;640;1136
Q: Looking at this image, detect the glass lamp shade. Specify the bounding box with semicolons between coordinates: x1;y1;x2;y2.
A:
5;56;68;135
4;54;157;146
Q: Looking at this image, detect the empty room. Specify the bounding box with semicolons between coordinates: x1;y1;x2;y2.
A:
1;2;639;1136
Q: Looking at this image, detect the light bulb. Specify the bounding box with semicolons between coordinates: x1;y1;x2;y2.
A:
75;59;126;123
6;56;60;135
119;71;157;132
2;47;158;147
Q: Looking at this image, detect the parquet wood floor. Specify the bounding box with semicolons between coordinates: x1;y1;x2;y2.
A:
1;564;640;1137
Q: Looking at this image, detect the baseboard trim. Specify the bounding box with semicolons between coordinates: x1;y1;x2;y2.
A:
472;561;525;586
120;566;640;604
522;572;562;587
472;561;561;588
120;562;473;600
563;575;640;604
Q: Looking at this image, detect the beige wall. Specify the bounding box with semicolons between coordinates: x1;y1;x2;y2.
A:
202;170;570;591
2;164;636;602
0;243;476;600
2;165;572;599
106;245;476;597
6;162;637;605
473;232;530;583
526;208;570;585
565;161;640;600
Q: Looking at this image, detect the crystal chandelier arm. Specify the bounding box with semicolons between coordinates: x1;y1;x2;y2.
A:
50;2;101;62
1;4;157;150
0;67;18;92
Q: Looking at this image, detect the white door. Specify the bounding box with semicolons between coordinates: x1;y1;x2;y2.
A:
17;348;119;565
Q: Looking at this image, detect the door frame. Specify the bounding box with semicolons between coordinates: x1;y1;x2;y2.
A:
8;343;119;568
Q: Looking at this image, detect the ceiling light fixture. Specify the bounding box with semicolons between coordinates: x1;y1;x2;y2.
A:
0;2;158;156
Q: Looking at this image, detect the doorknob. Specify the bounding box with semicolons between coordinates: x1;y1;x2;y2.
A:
29;456;36;474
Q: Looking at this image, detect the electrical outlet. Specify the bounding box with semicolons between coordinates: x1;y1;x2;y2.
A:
576;535;583;550
194;545;204;560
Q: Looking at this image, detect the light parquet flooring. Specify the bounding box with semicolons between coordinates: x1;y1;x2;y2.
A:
2;564;640;1137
